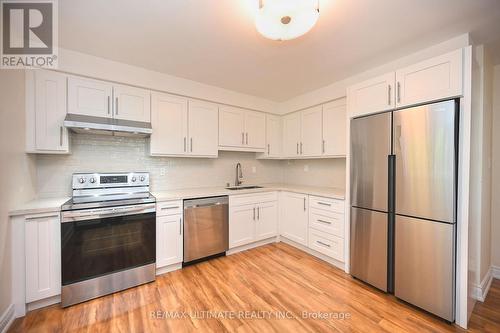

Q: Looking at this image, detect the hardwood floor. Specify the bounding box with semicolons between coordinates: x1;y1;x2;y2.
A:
9;242;500;332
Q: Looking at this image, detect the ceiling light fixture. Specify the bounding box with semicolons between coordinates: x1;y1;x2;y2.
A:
255;0;319;41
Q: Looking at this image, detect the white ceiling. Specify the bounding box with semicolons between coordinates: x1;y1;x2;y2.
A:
59;0;500;102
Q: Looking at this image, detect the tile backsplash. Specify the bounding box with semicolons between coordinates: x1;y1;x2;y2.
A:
35;133;346;198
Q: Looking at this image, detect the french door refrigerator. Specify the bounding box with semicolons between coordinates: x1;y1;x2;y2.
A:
350;99;457;322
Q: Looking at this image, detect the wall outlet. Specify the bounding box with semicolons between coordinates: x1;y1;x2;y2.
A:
160;168;166;176
303;164;309;172
252;166;257;173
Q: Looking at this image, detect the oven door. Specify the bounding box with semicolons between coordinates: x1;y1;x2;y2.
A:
61;203;156;286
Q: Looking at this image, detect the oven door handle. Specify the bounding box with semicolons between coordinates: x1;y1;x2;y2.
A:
62;204;156;223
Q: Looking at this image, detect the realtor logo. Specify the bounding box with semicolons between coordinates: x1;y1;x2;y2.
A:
1;0;58;68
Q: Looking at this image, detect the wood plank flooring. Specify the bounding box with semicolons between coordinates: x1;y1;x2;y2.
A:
9;242;500;332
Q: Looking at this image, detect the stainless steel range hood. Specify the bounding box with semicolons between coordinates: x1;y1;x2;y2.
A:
64;114;152;137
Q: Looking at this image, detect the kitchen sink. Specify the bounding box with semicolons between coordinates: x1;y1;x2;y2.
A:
225;185;263;190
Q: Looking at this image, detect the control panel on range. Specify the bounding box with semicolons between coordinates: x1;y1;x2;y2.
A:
72;172;150;189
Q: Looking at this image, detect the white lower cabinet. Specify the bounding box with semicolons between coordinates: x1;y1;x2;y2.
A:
25;213;61;303
279;192;308;246
308;228;344;261
156;200;183;268
229;193;278;249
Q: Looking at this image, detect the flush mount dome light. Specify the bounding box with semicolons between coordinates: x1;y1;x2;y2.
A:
255;0;319;41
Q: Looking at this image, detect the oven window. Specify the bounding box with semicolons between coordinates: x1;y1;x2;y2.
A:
61;212;155;285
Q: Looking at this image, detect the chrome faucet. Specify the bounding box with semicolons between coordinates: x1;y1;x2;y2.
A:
235;163;243;187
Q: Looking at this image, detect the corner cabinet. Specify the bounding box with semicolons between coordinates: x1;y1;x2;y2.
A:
25;70;69;154
25;213;61;303
347;49;463;118
279;192;308;246
322;100;346;156
150;93;218;158
219;106;266;152
258;114;282;159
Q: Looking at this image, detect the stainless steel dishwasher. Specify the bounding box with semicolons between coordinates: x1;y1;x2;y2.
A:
183;196;229;264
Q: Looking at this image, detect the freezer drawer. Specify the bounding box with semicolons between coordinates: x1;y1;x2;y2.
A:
350;112;392;212
393;100;457;223
395;215;455;321
350;207;388;292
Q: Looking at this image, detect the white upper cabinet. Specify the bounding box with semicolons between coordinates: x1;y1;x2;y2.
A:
219;106;266;151
68;77;113;118
150;93;188;156
300;106;323;157
219;106;245;147
26;70;69;154
187;100;219;157
347;72;395;118
150;94;218;157
395;49;463;108
112;84;151;122
244;111;266;149
283;112;301;157
322;100;346;156
263;114;282;158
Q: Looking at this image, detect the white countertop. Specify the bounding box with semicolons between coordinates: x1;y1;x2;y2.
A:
9;196;70;217
9;184;345;217
152;183;345;202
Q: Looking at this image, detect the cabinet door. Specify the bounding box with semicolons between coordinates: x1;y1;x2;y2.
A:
256;201;278;240
113;84;151;122
322;101;346;156
67;77;113;118
244;111;266;149
33;70;69;152
280;192;308;246
188;100;218;157
219;106;245;147
300;106;323;157
156;214;183;268
347;72;395;117
25;214;61;303
282;112;301;157
265;114;282;157
150;93;188;156
229;204;256;248
396;49;463;108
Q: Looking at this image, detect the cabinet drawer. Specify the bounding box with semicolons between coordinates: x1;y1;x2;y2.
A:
309;196;344;213
230;191;278;207
308;229;344;261
309;210;344;238
157;200;183;216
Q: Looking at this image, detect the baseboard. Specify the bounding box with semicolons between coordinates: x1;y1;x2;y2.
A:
0;304;15;333
492;265;500;280
156;263;182;276
26;295;61;312
227;237;279;255
471;268;493;302
280;236;345;271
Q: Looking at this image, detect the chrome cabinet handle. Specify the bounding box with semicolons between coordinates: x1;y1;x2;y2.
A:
161;206;179;210
190;138;193;152
60;126;63;146
253;207;256;220
257;206;260;220
242;132;245;144
246;132;248;145
115;97;119;115
107;96;111;114
300;142;303;155
317;219;332;225
322;140;325;154
317;202;331;207
317;241;331;248
397;82;401;103
303;197;306;211
388;84;391;105
267;144;270;155
179;218;182;235
184;137;187;152
296;143;299;155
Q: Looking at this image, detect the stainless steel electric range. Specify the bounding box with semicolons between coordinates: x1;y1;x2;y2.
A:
60;172;156;307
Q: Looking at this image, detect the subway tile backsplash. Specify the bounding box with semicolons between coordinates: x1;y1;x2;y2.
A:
35;134;345;198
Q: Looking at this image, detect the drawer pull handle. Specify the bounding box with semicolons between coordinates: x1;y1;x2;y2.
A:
317;219;332;225
317;202;331;206
317;241;331;248
161;206;180;210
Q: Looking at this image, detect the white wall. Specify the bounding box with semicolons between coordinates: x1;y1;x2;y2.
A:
0;71;36;317
491;65;500;270
282;159;346;189
35;134;284;197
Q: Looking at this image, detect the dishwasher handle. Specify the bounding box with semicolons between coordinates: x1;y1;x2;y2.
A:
184;196;229;209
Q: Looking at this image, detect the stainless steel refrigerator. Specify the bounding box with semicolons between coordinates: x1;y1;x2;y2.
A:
350;99;457;322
